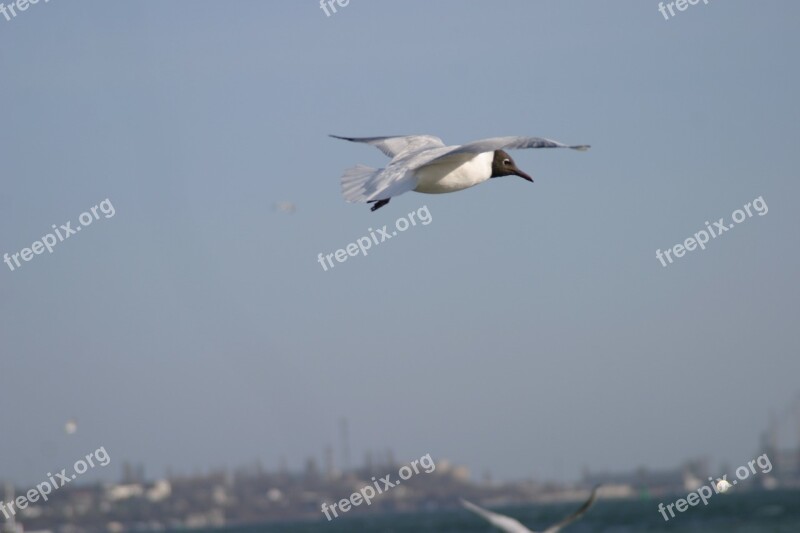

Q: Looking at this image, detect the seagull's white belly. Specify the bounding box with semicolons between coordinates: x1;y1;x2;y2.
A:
413;152;493;194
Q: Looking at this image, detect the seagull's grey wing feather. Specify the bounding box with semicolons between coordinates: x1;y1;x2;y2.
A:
340;163;416;203
541;486;599;533
447;136;591;155
330;134;445;159
339;145;456;203
421;136;590;168
461;499;534;533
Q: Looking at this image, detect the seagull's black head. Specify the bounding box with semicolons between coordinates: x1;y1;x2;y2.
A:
490;150;532;182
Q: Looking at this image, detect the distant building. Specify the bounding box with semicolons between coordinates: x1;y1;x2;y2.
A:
582;459;709;497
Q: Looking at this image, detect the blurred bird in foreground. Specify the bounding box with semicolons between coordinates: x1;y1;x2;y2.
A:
461;485;599;533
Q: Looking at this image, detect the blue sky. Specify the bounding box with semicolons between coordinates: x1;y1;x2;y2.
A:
1;1;799;485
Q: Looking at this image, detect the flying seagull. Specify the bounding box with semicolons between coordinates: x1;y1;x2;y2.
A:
332;134;590;211
461;486;599;533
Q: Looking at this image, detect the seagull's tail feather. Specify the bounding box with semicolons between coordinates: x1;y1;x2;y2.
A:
340;164;381;203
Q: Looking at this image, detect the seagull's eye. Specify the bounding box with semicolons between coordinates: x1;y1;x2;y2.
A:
503;159;511;166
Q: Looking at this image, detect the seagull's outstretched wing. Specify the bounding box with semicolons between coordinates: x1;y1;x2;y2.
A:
461;499;534;533
541;486;600;533
422;136;590;168
330;134;445;159
333;135;447;202
340;163;416;202
449;136;590;155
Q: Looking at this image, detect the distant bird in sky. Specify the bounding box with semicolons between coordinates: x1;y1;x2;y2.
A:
461;486;599;533
65;418;78;435
272;201;297;214
331;134;590;211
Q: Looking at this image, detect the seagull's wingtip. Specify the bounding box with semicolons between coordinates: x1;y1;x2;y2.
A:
572;145;591;151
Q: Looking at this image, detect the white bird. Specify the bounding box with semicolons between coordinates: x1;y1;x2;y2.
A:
461;486;599;533
715;478;733;493
332;134;590;211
